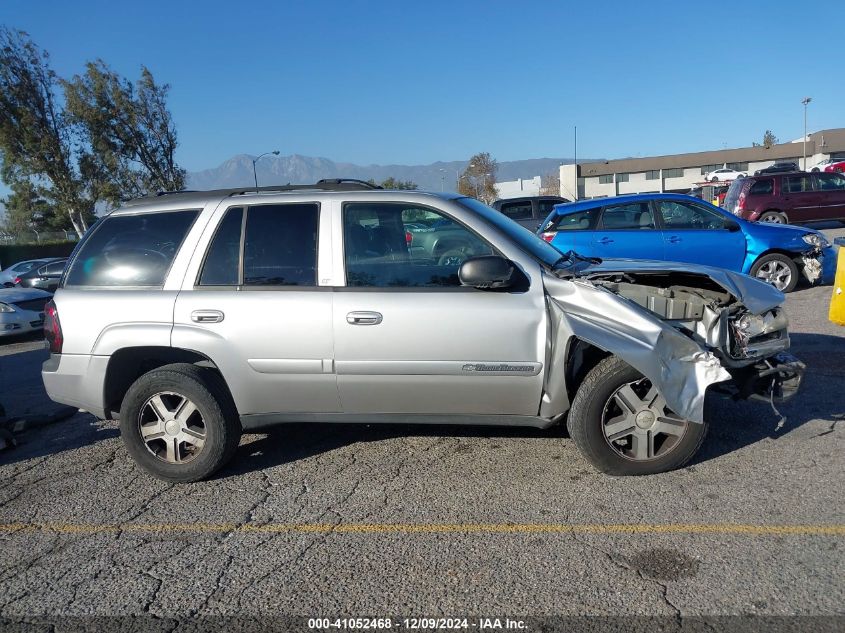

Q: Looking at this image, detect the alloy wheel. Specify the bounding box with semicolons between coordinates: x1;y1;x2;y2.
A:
601;379;689;462
754;261;792;291
138;391;206;464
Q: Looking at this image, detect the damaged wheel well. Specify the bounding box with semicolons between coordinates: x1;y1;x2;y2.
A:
565;338;611;403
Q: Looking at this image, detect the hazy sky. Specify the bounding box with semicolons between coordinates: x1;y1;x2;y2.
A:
2;0;842;172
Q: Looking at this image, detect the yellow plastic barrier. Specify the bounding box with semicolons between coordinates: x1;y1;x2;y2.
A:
830;244;845;326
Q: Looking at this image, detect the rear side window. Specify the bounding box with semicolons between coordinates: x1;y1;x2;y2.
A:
242;203;318;286
783;175;812;193
748;179;773;195
499;201;533;220
43;261;66;275
600;202;655;229
64;210;199;287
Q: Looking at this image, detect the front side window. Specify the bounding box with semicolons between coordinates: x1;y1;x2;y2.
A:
65;210;199;287
816;173;845;191
343;203;495;287
783;175;813;194
659;200;730;230
242;204;319;286
499;201;533;220
552;209;598;231
600;203;654;230
43;261;65;275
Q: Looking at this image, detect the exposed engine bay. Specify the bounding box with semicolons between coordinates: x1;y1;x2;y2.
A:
585;271;790;366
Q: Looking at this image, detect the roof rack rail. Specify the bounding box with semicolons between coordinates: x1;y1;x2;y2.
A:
124;179;384;206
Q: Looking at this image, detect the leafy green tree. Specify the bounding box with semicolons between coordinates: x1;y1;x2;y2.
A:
379;177;417;190
63;61;186;202
0;179;55;236
0;28;97;236
458;152;498;204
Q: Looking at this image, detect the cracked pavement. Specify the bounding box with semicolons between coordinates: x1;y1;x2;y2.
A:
0;264;843;623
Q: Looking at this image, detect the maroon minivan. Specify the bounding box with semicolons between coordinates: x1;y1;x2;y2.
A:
724;171;845;224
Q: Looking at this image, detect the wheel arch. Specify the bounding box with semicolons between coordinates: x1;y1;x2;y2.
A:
103;346;235;420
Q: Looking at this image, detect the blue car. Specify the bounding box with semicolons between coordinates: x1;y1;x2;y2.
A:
537;193;835;292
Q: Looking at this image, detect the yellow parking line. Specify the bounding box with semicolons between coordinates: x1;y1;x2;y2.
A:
0;522;843;536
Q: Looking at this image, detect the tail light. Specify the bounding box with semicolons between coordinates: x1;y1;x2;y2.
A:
44;300;63;354
13;277;21;285
735;191;746;214
541;231;557;243
405;231;413;245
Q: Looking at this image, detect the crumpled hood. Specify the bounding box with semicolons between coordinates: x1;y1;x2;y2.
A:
574;258;785;315
0;287;52;304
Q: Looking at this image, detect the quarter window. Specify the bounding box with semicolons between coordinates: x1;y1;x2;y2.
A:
242;204;319;286
64;210;199;287
343;203;495;287
748;179;774;195
600;203;654;230
551;209;598;231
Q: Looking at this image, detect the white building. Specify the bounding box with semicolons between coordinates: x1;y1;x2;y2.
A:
559;128;845;199
494;176;541;199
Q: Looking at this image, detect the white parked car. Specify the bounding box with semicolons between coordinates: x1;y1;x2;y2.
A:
0;287;52;336
809;157;843;172
703;167;746;182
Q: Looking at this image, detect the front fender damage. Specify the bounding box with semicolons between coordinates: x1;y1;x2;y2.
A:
542;275;730;424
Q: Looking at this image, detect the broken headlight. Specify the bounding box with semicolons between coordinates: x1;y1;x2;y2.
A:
729;309;789;360
802;233;830;249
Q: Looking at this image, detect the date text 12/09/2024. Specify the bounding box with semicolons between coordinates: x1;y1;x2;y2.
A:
308;618;527;630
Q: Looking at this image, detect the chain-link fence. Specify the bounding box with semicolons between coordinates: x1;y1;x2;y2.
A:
0;230;80;244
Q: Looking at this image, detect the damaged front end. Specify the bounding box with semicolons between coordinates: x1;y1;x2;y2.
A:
543;259;805;424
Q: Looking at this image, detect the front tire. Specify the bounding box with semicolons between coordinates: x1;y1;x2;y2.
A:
119;363;241;483
567;356;707;476
749;253;799;292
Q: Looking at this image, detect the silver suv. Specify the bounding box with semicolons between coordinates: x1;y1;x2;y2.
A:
41;179;804;481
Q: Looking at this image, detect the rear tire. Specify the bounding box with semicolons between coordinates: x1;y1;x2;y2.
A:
119;363;241;483
759;211;787;224
567;356;707;476
749;253;799;293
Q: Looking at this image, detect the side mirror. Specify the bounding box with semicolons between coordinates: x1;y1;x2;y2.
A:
725;220;741;232
459;255;516;289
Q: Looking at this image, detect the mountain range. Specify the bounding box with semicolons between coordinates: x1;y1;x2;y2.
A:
187;154;588;191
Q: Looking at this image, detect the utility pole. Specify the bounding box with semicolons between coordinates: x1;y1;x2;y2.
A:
801;97;812;171
574;125;578;201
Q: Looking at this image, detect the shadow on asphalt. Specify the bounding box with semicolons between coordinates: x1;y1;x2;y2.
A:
2;330;842;476
221;332;845;478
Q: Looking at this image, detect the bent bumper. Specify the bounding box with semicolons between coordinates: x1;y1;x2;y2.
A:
716;352;805;403
41;353;109;419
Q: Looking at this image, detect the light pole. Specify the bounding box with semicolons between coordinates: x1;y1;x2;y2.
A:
252;150;280;188
457;162;476;190
801;97;812;171
439;168;446;191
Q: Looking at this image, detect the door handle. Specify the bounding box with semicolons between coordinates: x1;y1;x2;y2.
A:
347;311;383;325
191;310;224;323
597;237;614;244
667;235;682;243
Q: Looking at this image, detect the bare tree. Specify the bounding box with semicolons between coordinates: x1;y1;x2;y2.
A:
458;152;498;204
540;170;561;196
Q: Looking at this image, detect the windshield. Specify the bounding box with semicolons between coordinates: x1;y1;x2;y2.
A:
454;197;565;267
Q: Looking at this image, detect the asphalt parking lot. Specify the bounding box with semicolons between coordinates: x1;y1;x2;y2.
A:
0;227;843;629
